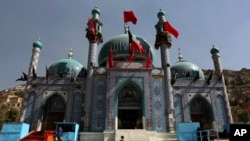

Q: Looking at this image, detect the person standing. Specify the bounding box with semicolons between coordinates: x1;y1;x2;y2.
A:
56;126;63;141
120;136;125;141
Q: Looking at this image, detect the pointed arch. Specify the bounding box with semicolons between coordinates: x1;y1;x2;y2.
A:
41;93;66;130
115;79;144;129
189;95;214;129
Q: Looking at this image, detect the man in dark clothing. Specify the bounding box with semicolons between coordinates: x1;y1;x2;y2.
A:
56;126;63;141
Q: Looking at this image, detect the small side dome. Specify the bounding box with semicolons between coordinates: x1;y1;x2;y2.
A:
171;61;205;80
92;6;100;15
171;48;205;80
210;47;220;54
33;40;43;49
48;59;86;78
48;50;86;78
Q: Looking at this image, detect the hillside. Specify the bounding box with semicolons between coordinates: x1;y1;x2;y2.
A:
204;68;250;122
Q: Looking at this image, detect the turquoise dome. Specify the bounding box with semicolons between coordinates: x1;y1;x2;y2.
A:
98;34;155;66
48;59;86;78
33;40;43;49
92;7;100;15
210;47;220;54
157;9;166;18
171;60;205;80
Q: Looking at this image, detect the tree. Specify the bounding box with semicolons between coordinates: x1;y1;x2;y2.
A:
0;104;8;130
238;110;250;123
5;108;20;122
0;104;20;130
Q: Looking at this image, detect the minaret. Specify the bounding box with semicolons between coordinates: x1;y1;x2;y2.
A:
154;9;175;132
28;38;43;77
84;6;103;131
211;45;233;123
19;39;43;122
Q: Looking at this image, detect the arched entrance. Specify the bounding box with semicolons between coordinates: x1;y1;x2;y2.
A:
42;94;65;130
190;96;214;129
118;84;143;129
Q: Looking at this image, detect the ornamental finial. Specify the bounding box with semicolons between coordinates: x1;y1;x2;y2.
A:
178;48;183;61
68;48;73;59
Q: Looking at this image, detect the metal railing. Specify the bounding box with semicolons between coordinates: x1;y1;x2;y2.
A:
196;128;219;141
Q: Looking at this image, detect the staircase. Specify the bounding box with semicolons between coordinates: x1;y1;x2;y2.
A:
114;130;177;141
20;131;44;141
153;132;177;141
20;130;55;141
115;130;150;141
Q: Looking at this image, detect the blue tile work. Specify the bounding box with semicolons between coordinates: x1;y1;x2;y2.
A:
91;75;107;131
151;76;166;131
72;92;83;124
174;94;184;124
32;87;47;130
216;95;228;127
24;92;36;124
107;71;152;130
114;76;144;118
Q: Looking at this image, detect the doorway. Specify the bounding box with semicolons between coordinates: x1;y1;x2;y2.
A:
190;96;214;129
118;109;141;129
117;84;143;129
42;94;65;130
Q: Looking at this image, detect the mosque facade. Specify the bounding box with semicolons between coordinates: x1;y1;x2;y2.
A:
19;7;233;134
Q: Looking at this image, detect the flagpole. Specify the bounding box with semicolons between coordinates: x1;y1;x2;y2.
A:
124;23;129;34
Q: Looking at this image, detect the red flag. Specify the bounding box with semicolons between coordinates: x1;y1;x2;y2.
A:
108;47;114;69
124;11;137;24
164;21;179;38
146;49;151;69
88;19;96;35
129;45;134;62
128;30;144;62
131;40;144;54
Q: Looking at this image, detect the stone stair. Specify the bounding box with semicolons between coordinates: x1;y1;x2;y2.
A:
154;132;177;141
115;130;150;141
114;130;177;141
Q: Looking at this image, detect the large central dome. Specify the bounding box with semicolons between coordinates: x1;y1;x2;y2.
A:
98;33;155;66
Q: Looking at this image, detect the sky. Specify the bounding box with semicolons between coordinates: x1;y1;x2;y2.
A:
0;0;250;90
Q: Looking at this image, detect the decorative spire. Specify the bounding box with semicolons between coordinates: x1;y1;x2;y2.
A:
68;48;73;59
178;48;183;61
